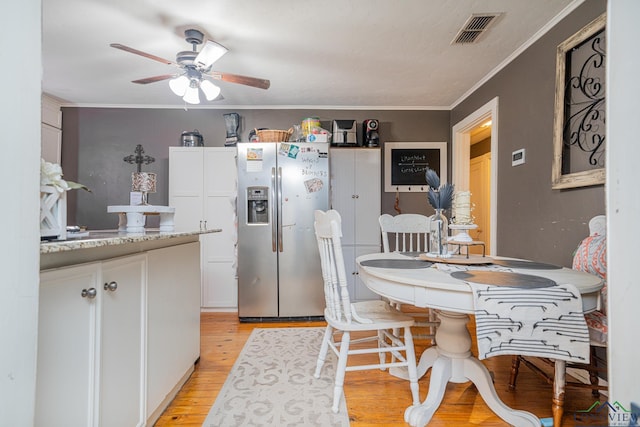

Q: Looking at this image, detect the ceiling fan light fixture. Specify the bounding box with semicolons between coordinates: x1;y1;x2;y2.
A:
183;84;201;104
169;75;189;96
200;79;221;101
195;41;228;69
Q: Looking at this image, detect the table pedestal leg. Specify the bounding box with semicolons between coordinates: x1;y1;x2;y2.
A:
158;212;175;232
404;310;541;427
125;212;146;233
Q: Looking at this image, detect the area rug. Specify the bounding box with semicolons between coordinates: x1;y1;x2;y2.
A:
202;327;350;426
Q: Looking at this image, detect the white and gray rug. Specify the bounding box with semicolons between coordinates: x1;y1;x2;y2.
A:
202;327;350;427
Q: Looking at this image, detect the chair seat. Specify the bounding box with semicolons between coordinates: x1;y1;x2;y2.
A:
585;310;607;345
325;300;416;331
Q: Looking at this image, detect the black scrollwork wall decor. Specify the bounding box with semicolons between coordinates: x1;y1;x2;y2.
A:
552;13;606;190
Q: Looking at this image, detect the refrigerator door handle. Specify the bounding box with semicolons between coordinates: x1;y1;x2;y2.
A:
277;166;283;252
271;167;277;252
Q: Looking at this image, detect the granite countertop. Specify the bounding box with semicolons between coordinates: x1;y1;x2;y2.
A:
40;228;220;254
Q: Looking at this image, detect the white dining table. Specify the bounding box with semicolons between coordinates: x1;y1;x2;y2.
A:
356;252;604;427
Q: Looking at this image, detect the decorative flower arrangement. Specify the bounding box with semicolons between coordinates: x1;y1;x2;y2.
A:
40;159;90;193
424;167;453;211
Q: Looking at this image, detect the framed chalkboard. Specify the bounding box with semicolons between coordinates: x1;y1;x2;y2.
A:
384;142;447;192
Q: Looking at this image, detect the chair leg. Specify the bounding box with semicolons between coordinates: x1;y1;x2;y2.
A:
508;355;521;391
377;330;387;368
403;326;421;405
314;325;333;379
589;346;601;398
332;331;351;413
553;360;566;427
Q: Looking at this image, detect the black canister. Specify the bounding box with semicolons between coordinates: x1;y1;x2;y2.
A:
180;129;204;147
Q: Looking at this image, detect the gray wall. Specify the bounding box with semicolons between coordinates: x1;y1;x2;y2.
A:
62;108;450;229
451;0;606;267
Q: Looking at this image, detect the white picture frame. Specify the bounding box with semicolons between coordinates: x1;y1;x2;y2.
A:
384;142;447;192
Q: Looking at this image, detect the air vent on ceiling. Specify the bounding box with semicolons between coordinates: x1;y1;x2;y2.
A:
452;13;501;44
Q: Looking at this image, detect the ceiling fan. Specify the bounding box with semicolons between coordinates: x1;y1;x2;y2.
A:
110;29;270;104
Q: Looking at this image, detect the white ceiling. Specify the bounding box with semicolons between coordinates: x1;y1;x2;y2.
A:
42;0;580;109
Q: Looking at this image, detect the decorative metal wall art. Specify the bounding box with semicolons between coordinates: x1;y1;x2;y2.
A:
552;13;606;190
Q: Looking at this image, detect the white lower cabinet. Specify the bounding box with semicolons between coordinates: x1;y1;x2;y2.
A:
37;255;146;427
36;263;99;427
36;241;201;427
146;242;200;422
100;256;146;427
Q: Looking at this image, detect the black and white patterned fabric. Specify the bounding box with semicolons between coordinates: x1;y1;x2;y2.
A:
469;282;590;362
434;263;590;363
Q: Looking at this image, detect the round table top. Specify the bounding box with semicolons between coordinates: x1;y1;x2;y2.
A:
356;252;604;314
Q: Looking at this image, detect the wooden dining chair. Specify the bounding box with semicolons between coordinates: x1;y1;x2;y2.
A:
379;213;440;343
508;215;608;427
313;209;420;413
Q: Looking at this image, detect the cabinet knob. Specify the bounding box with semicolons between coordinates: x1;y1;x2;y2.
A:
81;288;97;299
103;281;118;292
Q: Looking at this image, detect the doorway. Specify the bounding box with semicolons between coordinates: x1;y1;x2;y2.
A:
452;97;498;255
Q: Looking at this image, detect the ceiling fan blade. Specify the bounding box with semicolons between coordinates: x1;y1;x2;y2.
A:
110;43;176;66
207;71;271;90
195;40;228;69
132;74;175;84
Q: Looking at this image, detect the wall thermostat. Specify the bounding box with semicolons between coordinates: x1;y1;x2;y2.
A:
512;148;525;166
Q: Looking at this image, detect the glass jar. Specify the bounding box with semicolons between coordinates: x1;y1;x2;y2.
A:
429;209;450;257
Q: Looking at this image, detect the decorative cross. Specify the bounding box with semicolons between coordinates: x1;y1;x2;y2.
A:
123;144;155;172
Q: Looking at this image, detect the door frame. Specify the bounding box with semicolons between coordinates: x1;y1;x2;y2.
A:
452;97;498;255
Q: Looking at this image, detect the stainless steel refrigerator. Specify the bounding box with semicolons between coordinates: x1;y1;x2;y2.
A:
237;142;330;319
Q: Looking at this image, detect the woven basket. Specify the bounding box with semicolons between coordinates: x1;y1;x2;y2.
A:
256;128;293;142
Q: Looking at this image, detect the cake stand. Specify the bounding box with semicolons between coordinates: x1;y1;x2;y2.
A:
448;224;477;243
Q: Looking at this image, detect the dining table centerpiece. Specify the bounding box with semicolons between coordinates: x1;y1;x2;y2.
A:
425;167;454;257
40;159;89;240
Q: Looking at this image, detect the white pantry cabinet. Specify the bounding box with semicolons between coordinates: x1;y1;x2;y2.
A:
330;148;381;301
36;255;146;427
169;147;238;309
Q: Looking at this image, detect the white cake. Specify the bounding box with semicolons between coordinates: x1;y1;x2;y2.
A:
452;191;473;225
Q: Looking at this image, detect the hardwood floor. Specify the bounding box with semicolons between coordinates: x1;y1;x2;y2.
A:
154;312;607;426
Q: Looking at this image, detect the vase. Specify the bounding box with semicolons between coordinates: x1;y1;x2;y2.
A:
40;186;67;240
429;209;449;257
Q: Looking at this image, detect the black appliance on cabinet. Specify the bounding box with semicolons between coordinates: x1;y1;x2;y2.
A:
363;119;380;147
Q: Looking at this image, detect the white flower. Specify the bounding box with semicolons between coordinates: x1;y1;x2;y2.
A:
40;159;89;193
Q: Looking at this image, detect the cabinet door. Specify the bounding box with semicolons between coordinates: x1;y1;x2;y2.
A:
353;149;381;247
202;148;238;308
100;256;146;427
146;242;200;421
353;245;382;301
330;149;357;244
41;123;62;164
37;264;99;427
169;147;204;231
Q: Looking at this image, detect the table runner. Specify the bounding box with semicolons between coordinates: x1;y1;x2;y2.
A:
435;264;590;363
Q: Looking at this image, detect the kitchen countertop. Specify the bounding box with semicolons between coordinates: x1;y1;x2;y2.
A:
41;229;220;254
40;229;222;271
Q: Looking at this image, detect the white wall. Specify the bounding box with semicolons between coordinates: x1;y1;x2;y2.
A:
606;0;640;415
0;1;41;425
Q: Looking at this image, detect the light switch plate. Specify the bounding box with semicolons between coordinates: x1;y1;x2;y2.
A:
512;148;525;166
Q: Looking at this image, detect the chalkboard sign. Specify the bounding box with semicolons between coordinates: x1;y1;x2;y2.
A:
384;142;447;192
